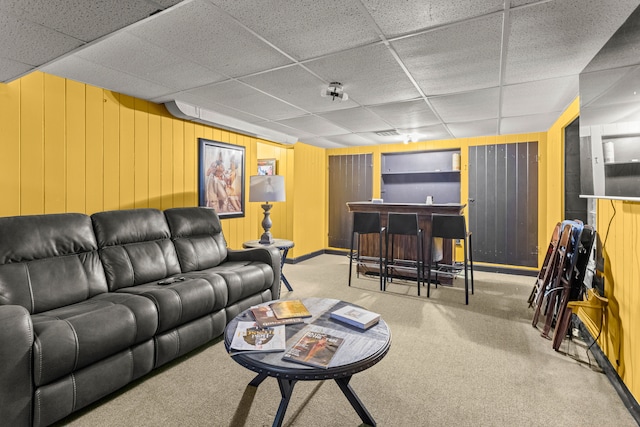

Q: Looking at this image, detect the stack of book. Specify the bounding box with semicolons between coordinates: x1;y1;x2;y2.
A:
330;305;380;330
250;299;311;328
230;300;311;354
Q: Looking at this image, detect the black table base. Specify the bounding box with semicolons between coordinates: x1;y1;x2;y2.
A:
248;372;376;427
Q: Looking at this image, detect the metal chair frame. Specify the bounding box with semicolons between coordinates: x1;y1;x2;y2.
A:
427;214;474;305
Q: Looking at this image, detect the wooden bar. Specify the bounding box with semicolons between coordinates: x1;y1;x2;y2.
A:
347;202;465;282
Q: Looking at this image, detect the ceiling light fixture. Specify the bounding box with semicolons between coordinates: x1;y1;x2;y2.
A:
321;82;349;101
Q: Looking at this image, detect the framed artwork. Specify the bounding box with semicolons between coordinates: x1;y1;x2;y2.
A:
198;138;245;218
257;158;277;176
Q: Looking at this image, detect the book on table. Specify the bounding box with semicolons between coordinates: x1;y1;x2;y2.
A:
250;306;306;328
229;321;286;354
330;305;380;330
282;329;344;369
269;299;312;320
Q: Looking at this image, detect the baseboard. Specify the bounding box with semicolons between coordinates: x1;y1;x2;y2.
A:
285;249;328;264
573;315;640;424
288;250;538;279
472;264;538;276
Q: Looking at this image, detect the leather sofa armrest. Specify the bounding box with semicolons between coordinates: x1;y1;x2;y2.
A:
227;246;282;300
0;305;34;426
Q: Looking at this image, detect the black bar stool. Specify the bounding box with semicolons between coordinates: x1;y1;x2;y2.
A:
348;212;386;290
384;213;424;293
427;214;474;304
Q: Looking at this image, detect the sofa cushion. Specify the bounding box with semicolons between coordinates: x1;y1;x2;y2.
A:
32;292;157;387
0;213;108;313
91;209;181;290
115;275;227;333
193;260;274;306
164;207;228;271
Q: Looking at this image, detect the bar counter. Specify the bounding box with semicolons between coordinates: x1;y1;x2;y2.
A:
346;202;466;282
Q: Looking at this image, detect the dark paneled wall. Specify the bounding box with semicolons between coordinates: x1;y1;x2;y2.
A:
328;154;373;249
468;142;538;267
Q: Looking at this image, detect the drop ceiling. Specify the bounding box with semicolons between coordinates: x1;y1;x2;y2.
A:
2;0;640;148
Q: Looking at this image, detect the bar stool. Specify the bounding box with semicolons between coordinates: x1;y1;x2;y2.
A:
427;214;474;305
348;212;386;290
384;213;424;293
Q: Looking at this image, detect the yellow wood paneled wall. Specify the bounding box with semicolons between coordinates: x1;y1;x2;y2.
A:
543;97;639;406
0;72;270;250
595;195;640;401
292;143;327;257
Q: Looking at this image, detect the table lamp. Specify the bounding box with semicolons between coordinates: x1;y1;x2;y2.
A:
249;175;286;244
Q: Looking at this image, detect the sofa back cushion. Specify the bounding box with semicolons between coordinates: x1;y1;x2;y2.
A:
91;209;181;291
164;207;228;272
0;213;108;314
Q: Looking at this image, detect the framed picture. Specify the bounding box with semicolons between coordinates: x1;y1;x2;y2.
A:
198;138;245;218
257;158;277;176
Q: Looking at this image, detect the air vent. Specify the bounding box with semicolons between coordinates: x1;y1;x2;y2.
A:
375;130;400;136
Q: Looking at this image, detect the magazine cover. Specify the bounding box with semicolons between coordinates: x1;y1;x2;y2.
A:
330;305;380;330
282;330;344;369
251;306;306;328
270;299;312;319
229;321;286;353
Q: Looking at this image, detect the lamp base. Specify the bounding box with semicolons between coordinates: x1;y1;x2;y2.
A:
259;232;274;245
258;203;274;245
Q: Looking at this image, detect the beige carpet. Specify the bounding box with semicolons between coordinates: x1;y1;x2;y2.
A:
56;254;635;426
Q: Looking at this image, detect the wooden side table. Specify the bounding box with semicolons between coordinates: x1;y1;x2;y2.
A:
243;239;295;291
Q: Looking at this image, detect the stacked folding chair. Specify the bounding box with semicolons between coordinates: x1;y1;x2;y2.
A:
530;220;595;350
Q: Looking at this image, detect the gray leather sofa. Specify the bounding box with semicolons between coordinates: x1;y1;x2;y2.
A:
0;207;281;426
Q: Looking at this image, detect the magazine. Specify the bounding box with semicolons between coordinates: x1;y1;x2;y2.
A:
229;321;286;354
269;299;312;320
330;305;380;330
282;329;344;369
250;306;305;328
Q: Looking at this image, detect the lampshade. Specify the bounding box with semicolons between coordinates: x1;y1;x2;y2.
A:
249;175;286;203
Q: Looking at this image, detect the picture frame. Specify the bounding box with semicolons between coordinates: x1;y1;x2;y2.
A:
198;138;245;218
257;158;277;176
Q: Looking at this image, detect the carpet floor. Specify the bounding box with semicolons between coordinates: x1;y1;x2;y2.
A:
55;254;636;426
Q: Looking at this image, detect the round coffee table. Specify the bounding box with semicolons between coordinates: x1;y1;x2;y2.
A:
224;297;391;427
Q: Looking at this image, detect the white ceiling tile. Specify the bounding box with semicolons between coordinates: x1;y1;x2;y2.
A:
318;107;391;132
404;124;453;141
305;43;421;105
298;137;346;148
0;0;179;42
500;113;559;134
3;0;640;146
356;131;407;145
0;57;32;81
209;0;380;60
323;134;375;147
252;121;318;140
128;0;292;77
392;13;503;95
368;100;441;128
41;56;174;99
0;12;83;66
276;115;350;136
184;80;307;121
75;32;225;91
429;88;500;122
447;119;498;138
505;0;640;84
240;65;356;113
362;0;504;38
502;76;578;117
